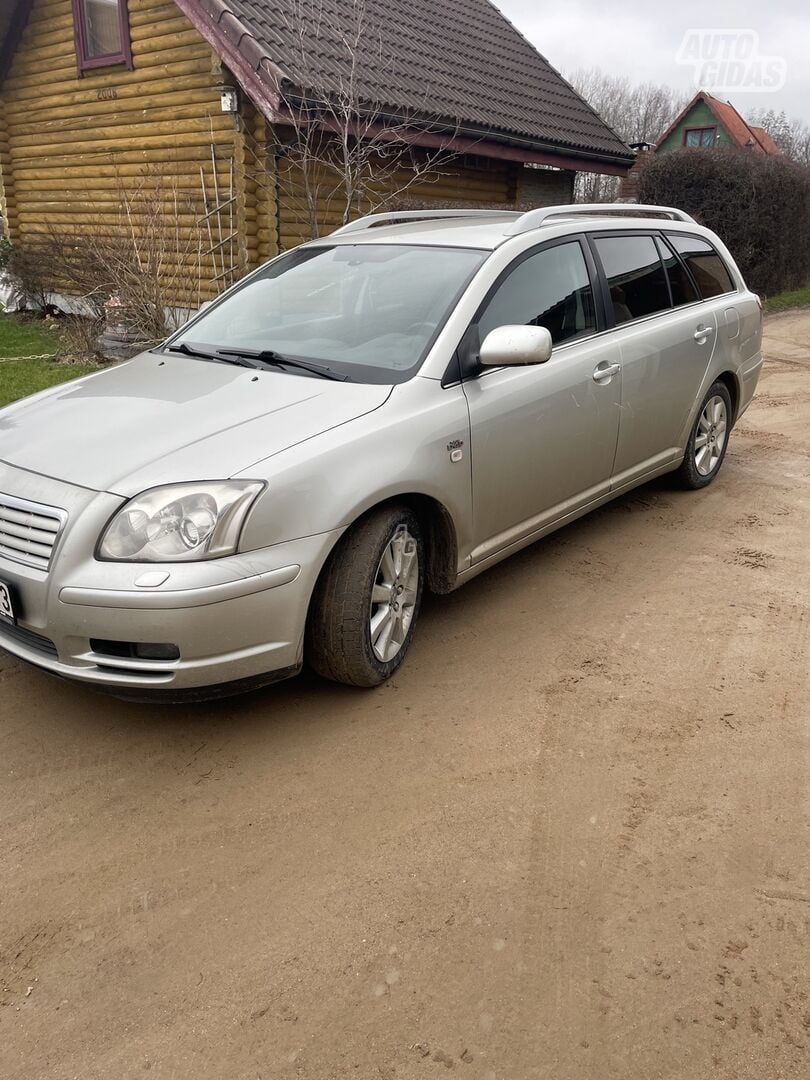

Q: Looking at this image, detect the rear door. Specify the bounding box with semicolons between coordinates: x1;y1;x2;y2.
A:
588;232;718;486
665;230;749;368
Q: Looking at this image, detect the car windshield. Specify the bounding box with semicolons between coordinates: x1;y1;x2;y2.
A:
168;244;487;383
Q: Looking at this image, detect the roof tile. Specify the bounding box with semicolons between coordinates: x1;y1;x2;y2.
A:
203;0;632;161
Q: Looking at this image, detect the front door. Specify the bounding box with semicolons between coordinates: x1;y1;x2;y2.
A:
461;238;622;564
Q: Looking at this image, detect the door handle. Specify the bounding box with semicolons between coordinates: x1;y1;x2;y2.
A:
694;326;715;343
593;363;621;383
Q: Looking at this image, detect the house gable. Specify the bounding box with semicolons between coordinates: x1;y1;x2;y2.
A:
657;99;732;152
655;90;781;156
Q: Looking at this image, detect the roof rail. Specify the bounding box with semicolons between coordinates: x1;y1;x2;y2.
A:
331;209;519;236
505;203;696;236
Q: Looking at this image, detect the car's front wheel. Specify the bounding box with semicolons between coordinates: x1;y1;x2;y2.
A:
307;505;424;687
676;381;733;489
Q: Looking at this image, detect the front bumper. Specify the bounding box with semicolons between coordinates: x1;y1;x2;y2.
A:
0;464;342;695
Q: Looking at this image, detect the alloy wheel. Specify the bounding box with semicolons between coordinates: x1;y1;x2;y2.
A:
369;525;420;663
694;395;728;476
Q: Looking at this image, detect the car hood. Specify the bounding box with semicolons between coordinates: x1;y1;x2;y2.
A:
0;353;392;496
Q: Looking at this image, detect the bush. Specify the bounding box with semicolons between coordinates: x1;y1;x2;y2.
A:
4;241;53;312
0;236;12;272
58;314;104;361
1;171;207;341
638;149;810;297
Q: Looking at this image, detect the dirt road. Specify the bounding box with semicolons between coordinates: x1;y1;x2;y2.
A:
2;312;809;1080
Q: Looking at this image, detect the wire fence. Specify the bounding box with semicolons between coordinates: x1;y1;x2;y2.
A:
0;352;58;362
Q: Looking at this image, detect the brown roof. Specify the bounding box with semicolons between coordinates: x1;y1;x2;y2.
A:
656;90;783;155
749;125;782;155
184;0;633;166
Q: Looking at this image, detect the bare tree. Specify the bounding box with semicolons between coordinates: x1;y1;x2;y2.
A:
566;68;688;201
252;0;462;241
747;107;810;167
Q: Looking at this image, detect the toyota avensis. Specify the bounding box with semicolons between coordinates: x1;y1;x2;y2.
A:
0;204;763;699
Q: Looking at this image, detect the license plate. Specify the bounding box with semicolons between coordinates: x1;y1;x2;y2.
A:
0;581;15;623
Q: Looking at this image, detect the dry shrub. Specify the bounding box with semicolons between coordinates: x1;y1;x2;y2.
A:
4;243;52;312
4;171;207;344
57;315;104;362
639;149;810;296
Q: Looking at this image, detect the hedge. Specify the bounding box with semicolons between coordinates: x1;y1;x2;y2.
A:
638;149;810;297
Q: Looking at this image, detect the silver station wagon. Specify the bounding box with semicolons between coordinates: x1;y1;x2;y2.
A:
0;204;762;699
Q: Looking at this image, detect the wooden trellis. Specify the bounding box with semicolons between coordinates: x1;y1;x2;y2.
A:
199;145;239;290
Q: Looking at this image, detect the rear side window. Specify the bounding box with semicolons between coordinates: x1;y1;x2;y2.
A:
592;235;670;325
666;234;735;298
477;240;597;347
656;236;699;307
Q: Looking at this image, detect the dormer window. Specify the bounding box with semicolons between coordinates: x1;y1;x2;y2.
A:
72;0;133;73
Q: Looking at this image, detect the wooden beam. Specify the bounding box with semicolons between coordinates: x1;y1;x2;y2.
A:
300;114;632;176
170;0;282;120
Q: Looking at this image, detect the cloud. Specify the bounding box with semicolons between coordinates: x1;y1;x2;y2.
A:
495;0;810;123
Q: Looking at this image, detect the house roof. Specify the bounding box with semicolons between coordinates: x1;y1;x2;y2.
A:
655;90;783;155
749;125;781;155
175;0;633;169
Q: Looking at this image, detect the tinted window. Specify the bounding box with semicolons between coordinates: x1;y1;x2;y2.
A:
593;235;670;325
656;236;699;307
478;241;596;346
667;234;735;298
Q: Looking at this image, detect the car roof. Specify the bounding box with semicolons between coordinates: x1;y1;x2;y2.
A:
309;211;713;252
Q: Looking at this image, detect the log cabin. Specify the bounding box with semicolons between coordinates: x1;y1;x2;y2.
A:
0;0;633;308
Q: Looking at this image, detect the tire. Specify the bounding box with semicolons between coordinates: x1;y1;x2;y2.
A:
307;505;424;687
675;381;733;490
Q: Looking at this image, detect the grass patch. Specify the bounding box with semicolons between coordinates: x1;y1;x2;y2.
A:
0;313;61;357
0;313;99;408
763;284;810;314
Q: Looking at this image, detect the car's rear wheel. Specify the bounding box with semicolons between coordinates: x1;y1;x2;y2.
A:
307;505;424;687
676;381;732;489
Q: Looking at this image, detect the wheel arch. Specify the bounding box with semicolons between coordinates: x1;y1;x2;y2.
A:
312;492;460;601
393;493;459;595
716;370;741;422
303;492;460;684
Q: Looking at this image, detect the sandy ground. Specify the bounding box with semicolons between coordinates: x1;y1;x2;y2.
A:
1;311;809;1080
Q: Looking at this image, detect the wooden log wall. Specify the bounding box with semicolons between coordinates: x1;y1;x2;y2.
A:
274;150;519;251
251;111;278;264
0;0;577;306
0;0;248;304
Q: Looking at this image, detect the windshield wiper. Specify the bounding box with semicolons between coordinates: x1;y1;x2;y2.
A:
166;341;219;360
166;342;260;369
167;341;348;379
216;348;350;382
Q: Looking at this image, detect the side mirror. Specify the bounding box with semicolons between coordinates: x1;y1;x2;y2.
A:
479;324;553;367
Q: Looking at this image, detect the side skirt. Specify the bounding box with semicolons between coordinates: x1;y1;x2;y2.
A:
452;457;683;590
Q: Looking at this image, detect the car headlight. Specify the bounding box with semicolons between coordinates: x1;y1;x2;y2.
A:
98;481;264;562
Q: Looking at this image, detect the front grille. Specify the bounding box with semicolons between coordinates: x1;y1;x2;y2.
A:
0;492;67;571
0;620;59;659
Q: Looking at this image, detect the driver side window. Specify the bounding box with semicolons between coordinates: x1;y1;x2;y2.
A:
478;240;597;347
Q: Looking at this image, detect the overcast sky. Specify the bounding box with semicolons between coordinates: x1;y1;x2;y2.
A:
495;0;810;124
